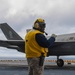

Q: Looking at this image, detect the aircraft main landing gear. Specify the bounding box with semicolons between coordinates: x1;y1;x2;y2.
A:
56;56;64;67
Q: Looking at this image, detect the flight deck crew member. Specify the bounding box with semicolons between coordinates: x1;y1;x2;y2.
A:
25;18;57;75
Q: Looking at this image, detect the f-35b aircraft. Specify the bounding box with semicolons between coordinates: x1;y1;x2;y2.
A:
0;23;75;67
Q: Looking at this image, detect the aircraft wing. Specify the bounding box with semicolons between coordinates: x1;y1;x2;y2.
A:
0;39;67;55
0;40;25;53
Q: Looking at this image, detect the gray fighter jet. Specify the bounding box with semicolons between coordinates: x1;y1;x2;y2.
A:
0;23;75;67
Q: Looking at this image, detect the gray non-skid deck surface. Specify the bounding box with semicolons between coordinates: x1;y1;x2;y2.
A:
0;65;75;75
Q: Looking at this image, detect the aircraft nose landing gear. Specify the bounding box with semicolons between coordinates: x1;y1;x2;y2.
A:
57;59;64;67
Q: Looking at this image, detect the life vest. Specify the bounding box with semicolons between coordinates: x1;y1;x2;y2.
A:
25;30;48;58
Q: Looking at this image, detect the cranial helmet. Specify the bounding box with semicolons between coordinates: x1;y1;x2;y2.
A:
33;18;46;32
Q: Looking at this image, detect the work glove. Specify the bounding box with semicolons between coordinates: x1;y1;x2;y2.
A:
51;34;57;38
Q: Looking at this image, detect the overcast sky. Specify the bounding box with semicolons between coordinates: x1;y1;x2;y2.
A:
0;0;75;58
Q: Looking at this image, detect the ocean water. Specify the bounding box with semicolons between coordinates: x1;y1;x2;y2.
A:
0;66;75;75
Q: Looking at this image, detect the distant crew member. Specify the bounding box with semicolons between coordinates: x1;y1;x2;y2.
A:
25;18;57;75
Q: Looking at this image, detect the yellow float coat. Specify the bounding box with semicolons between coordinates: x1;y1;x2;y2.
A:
25;30;48;58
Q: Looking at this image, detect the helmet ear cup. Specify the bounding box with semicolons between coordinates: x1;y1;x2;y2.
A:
34;23;39;28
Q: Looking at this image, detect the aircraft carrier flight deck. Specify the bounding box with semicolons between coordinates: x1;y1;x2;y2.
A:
0;60;75;75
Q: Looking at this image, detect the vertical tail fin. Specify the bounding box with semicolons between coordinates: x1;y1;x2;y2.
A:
0;23;23;40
